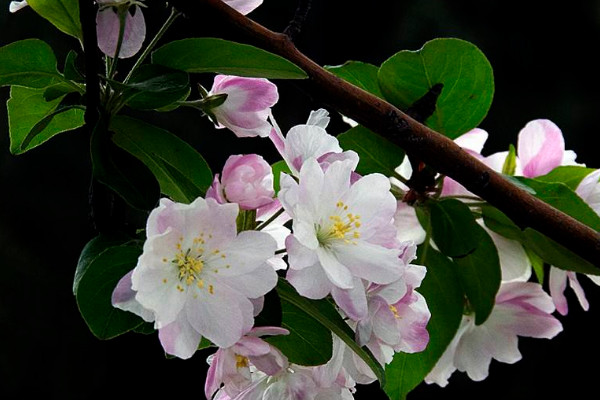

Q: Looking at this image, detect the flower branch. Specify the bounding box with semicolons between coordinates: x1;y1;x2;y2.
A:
163;0;600;267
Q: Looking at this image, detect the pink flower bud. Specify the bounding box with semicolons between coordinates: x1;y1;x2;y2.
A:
207;154;275;210
208;75;278;138
96;1;146;59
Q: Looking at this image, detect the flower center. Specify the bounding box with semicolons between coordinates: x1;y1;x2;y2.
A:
164;234;221;294
317;201;361;246
235;354;250;369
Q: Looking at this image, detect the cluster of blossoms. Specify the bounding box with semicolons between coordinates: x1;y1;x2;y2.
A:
11;1;599;397
392;118;600;386
109;64;600;394
111;70;432;398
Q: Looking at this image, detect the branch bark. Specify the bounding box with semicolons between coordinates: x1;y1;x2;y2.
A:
165;0;600;267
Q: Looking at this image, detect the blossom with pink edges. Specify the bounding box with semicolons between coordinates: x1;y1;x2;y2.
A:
355;258;430;366
208;75;279;138
425;281;563;386
112;197;277;359
268;109;359;176
486;119;599;315
204;326;289;399
279;157;405;320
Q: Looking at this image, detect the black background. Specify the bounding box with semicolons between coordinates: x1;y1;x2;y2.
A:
1;1;599;399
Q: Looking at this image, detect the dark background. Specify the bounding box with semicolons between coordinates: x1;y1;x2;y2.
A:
1;1;599;399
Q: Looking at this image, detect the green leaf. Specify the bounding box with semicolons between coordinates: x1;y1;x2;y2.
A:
152;38;308;79
429;199;500;324
119;64;191;110
110;116;213;203
516;178;600;231
7;86;85;154
337;125;405;176
536;166;596;190
0;39;64;88
20;104;85;151
326;61;384;97
482;204;599;275
133;322;156;335
198;337;215;350
502;144;517;175
385;245;465;400
525;246;545;284
271;160;292;193
43;82;82;101
523;229;599;275
480;205;523;241
429;198;482;258
27;0;82;39
74;241;145;339
63;50;84;82
379;38;494;138
452;229;501;325
265;297;333;366
73;233;136;294
91;117;161;211
273;279;385;383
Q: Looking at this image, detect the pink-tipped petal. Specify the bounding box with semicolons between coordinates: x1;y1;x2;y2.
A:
518;119;565;177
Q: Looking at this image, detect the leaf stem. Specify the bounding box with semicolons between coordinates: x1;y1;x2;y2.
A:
123;7;181;84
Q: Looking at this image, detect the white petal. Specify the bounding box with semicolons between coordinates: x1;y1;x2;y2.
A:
394;202;427;245
316;246;354;289
286;234;319;270
112;270;155;322
334;241;402;284
222;264;278;299
331;278;368;320
483;225;531;282
286;262;333;299
186;282;254;348
454;128;489;154
306;108;331;129
158;314;202;359
211;230;277;277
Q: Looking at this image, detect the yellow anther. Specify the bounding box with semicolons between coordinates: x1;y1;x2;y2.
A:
209;285;214;294
389;304;401;319
235;355;249;369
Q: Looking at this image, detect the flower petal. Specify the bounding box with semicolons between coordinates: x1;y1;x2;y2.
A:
286;262;333;299
185;283;254;348
518;119;565;177
158;313;202;359
331;278;368;320
96;5;146;59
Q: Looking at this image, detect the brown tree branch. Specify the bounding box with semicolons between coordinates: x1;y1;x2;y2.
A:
166;0;600;267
